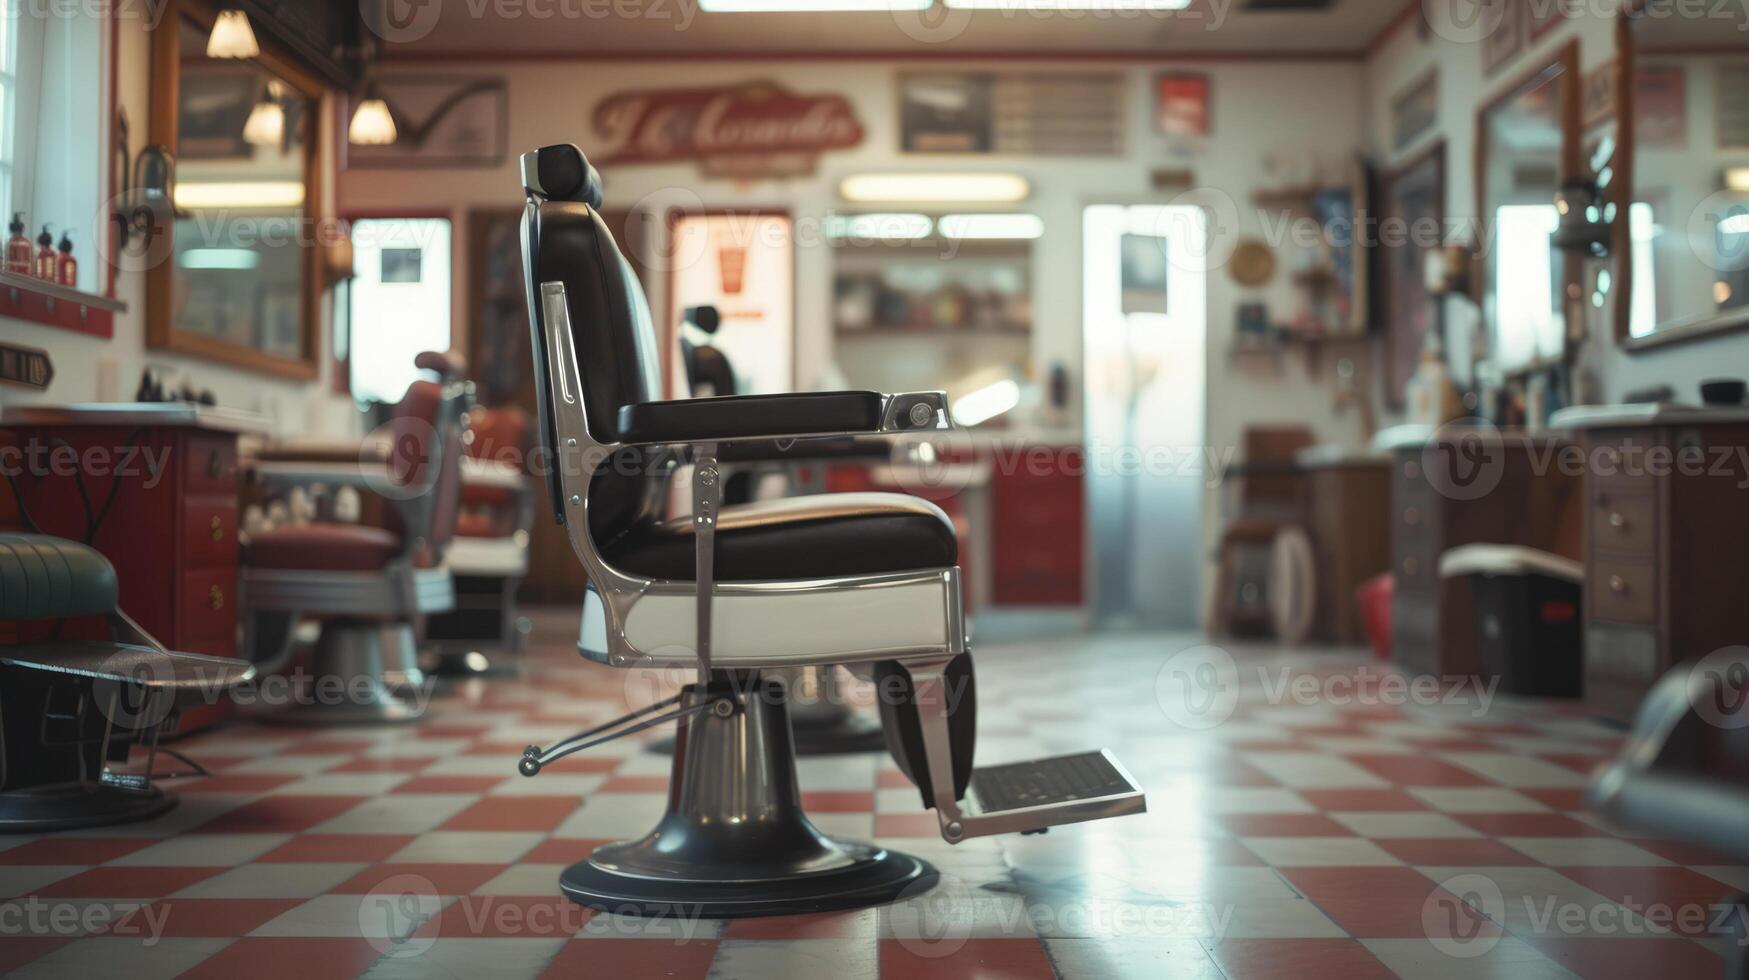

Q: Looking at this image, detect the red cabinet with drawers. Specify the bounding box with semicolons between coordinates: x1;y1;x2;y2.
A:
991;446;1085;606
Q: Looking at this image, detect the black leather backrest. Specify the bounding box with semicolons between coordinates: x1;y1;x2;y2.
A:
0;534;119;621
522;144;666;539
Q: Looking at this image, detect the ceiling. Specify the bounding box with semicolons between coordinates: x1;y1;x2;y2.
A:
371;0;1408;59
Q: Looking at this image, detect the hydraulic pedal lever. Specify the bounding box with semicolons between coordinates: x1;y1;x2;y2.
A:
518;692;734;776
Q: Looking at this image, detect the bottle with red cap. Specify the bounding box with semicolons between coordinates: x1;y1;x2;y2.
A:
5;213;30;276
57;231;78;288
33;225;57;281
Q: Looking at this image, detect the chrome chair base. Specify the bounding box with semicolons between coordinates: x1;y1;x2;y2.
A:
562;673;936;918
648;667;888;757
268;621;429;726
0;784;175;833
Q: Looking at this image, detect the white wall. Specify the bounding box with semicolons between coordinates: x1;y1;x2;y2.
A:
0;13;361;440
339;57;1379;459
1364;0;1749;404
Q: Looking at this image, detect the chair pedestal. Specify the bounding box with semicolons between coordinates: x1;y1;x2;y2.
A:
647;667;887;757
271;621;428;726
561;673;935;918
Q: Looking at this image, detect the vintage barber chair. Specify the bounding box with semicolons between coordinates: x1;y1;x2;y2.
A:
424;402;535;678
0;534;254;830
241;352;468;724
671;303;897;755
1591;654;1749;974
514;144;1145;917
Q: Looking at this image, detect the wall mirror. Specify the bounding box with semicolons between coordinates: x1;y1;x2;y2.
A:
147;1;326;378
1477;43;1580;376
1617;3;1749;349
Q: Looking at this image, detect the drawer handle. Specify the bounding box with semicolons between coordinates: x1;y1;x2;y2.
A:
209;584;225;610
1609;575;1627;595
210;515;225;541
1404;507;1420;527
1608;512;1627;531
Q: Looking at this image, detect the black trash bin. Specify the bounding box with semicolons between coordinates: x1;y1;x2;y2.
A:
1439;545;1585;697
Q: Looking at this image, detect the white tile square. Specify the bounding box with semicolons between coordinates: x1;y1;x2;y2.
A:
108;834;290;867
1206;898;1347;938
226;754;354;775
552;794;664;839
361;937;568;979
1330;812;1483;839
251;893;451;938
1407;788;1554;814
713;939;878;980
6;937;231;980
171;862;367;899
578;912;723;941
1043;938;1223;980
0;866;86;898
265;773;412;796
472;864;566;897
309;794;478;835
487;774;599;798
1436;752;1591;788
1245;753;1390;789
1362;937;1573;980
1500;837;1672;867
1239;837;1403;867
387;832;543;865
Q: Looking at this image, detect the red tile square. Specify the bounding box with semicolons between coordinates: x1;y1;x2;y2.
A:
35;866;222;898
1283;868;1500;939
282;738;376;756
1346;755;1491;787
725;909;878;940
1397;737;1500;752
178;938;385;980
190;795;368;834
1200;939;1395;980
1220;814;1354;837
1298;789;1428;812
1539;753;1607;775
439;797;577;833
391;776;505;794
1526;938;1723;980
879;937;1055;980
541;938;717;979
1554;867;1739;929
0;838;156;865
522;838;611;865
169;773;303;795
257;835;415;864
1375;838;1539;866
114;898;303;937
1285;867;1453;902
802;792;874;813
434;895;594;938
324;757;433;774
332;863;507;895
878;769;916;790
1454;813;1607;838
0;938;69;974
1520;788;1590;812
876;813;943;838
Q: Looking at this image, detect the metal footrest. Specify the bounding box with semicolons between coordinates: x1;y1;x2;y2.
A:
949;749;1146;840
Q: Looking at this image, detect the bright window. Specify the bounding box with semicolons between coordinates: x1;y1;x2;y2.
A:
348;218;453;405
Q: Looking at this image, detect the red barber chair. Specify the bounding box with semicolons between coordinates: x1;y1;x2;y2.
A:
241;351;468;724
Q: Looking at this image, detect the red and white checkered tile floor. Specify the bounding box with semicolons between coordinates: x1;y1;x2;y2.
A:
1;611;1743;979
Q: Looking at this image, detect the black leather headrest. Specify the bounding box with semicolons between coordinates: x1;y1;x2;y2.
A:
522;144;603;207
684;305;721;335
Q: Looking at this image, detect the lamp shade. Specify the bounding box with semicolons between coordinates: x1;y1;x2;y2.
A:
349;98;398;146
242;98;284;146
206;10;260;59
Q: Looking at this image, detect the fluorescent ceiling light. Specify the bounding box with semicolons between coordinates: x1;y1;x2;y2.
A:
701;0;929;9
179;248;262;271
841;173;1030;204
827;213;933;240
1727;167;1749;192
947;0;1189;6
349;98;398;146
1718;212;1749;236
939;213;1044;240
174;181;306;209
206;10;260;59
952;379;1021;427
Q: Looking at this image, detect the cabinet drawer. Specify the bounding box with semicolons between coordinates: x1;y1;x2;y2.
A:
183;501;240;568
1588;488;1655;558
1590;559;1656;624
182;434;240;498
1586;622;1660;683
178;568;239;652
1587;432;1661;498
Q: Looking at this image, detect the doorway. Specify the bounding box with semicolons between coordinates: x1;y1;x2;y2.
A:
1082;204;1208;629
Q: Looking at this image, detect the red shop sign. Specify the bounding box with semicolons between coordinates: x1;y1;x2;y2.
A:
592;81;864;177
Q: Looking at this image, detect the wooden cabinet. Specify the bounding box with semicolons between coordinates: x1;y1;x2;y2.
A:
991;447;1085;606
1303;459;1391;645
0;405;262;734
1567;416;1749;723
1386;430;1582;677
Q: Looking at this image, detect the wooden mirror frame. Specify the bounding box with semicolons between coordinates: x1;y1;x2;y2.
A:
1473;39;1583;378
1613;0;1749;351
146;0;328;380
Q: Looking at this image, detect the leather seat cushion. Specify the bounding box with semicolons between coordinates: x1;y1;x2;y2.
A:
454;512;502;538
604;492;957;582
0;533;119;620
246;523;403;572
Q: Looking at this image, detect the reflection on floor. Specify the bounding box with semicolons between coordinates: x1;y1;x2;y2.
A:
0;608;1741;979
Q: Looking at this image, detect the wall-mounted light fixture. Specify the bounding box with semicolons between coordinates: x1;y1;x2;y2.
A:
1551;178;1612;257
206;9;260;59
840;173;1030;204
349;88;398;146
938;213;1044;240
242;82;286;147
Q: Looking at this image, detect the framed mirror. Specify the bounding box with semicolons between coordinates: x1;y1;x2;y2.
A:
146;0;327;379
1616;2;1749;349
1380;142;1446;408
1476;41;1581;376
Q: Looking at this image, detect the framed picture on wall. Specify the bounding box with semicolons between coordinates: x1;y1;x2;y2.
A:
1482;0;1525;76
1155;74;1211;138
1380;142;1446;409
1636;65;1687;147
1391;70;1439;151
